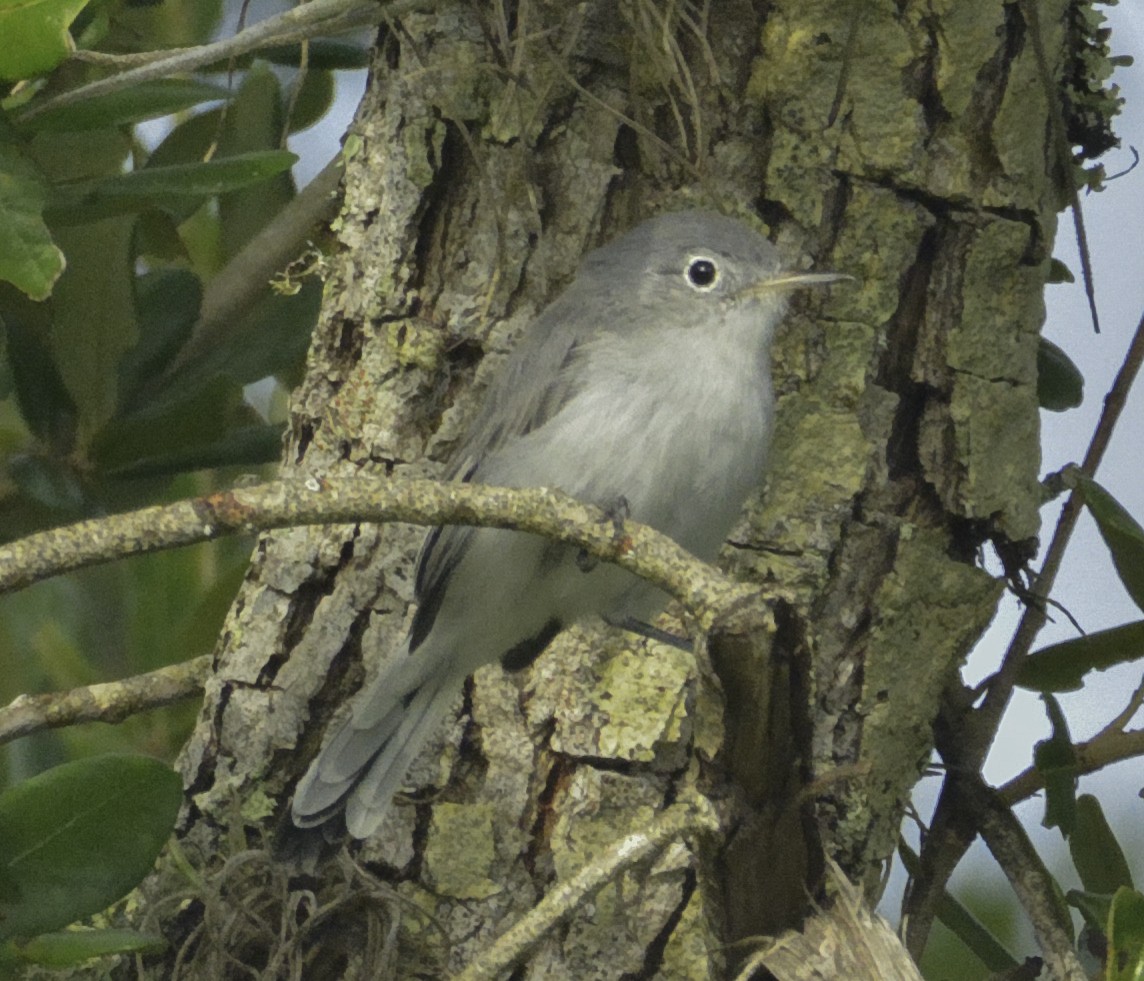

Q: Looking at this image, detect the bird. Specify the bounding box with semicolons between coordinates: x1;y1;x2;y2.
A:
290;209;845;839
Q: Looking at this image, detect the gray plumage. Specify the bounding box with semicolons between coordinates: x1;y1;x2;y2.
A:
291;209;842;838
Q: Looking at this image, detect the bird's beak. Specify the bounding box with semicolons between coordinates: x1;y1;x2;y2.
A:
740;270;853;298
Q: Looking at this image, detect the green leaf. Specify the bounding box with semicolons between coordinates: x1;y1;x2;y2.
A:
1;288;78;451
20;79;231;133
156;275;321;407
103;422;283;479
140;112;228;228
146;107;224;170
92;373;247;470
10;928;165;966
106;0;222;50
101;149;298;197
193;276;320;386
117;268;203;412
0;0;92;81
1018;620;1144;692
1068;889;1114;935
0;337;11;402
27;126;132;183
934;898;1020;972
1034;694;1077;835
258;39;372;70
45;151;298;223
1075;474;1144;613
0;139;65;300
93;368;284;480
1109;888;1144;981
6;452;86;514
134;209;191;263
1037;338;1084;411
1071;794;1134;895
287;69;335;135
1046;258;1075;284
216;66;293;259
49;215;139;443
0;755;181;941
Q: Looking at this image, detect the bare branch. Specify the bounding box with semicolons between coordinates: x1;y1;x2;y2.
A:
1097;670;1144;737
0;655;211;746
999;725;1144;806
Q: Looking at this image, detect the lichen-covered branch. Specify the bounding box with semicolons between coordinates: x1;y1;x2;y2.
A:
0;477;753;629
453;800;720;981
0;656;211;746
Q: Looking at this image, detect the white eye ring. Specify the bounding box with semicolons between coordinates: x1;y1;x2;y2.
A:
685;255;720;291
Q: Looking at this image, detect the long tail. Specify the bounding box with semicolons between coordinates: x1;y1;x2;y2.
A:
291;650;461;838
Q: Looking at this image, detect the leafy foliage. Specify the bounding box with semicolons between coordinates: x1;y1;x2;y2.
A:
0;0;361;802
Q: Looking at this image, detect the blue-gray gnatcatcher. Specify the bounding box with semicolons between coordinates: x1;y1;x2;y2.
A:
291;209;845;838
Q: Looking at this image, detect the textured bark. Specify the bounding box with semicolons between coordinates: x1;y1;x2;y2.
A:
125;1;1100;977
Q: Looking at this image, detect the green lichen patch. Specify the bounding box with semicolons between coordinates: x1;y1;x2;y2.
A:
590;643;694;763
423;803;503;900
758;403;870;551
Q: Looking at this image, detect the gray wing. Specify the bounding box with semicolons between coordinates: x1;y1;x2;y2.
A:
446;287;595;478
409;287;600;649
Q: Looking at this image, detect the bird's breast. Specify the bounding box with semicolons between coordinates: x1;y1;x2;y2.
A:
566;329;775;560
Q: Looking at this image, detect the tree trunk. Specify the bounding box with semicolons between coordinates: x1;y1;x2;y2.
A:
137;1;1094;976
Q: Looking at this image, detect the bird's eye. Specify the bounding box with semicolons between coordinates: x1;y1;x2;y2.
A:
685;256;719;291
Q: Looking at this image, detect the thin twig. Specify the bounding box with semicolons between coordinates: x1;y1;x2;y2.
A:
542;50;697;179
16;0;411;125
0;655;211;745
970;783;1087;981
996;656;1144;807
1019;0;1100;334
70;49;174;68
999;725;1144;806
1099;672;1144;736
